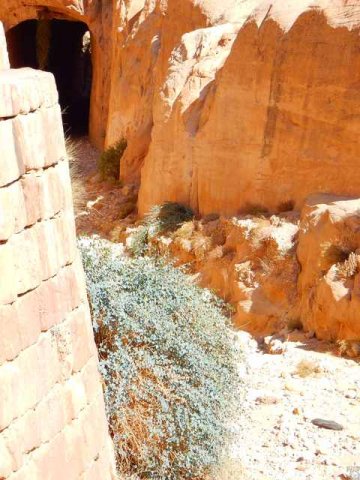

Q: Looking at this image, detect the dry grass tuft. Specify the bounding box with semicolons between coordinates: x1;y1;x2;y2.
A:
320;242;351;271
295;359;322;378
337;340;360;358
337;251;360;279
65;137;87;215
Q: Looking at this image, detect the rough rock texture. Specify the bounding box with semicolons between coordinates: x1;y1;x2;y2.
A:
126;212;300;334
3;0;360;213
0;34;116;479
101;0;360;215
125;193;360;340
297;194;360;341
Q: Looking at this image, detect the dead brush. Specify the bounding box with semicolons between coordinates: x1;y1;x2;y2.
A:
295;359;322;378
337;340;360;358
336;251;360;279
65;137;87;215
320;242;351;271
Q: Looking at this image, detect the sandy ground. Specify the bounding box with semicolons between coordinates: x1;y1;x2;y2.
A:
71;137;360;480
228;331;360;480
71;136;138;238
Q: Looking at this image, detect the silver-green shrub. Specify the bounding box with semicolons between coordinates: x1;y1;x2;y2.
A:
79;237;238;479
128;202;194;256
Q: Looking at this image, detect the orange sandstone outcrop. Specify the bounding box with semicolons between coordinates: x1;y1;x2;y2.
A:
101;0;360;216
126;192;360;340
3;0;360;342
3;0;360;215
298;194;360;341
127;211;300;335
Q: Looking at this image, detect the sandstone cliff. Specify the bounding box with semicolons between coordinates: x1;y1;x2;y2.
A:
103;0;360;216
4;0;360;215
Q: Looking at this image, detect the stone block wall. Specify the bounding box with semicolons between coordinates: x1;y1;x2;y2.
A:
0;25;116;480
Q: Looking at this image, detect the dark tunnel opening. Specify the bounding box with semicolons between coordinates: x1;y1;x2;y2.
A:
6;19;92;136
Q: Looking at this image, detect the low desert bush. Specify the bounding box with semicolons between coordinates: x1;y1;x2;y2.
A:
98;138;127;181
79;237;238;480
145;202;194;234
128;202;194;256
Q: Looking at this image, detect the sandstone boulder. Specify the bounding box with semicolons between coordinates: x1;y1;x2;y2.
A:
297;194;360;340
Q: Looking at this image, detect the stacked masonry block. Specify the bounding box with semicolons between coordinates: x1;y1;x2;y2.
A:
0;28;116;480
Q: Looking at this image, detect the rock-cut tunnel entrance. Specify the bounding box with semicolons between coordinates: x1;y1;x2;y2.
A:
6;19;92;136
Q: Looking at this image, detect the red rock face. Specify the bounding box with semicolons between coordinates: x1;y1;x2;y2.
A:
0;34;116;479
101;0;360;216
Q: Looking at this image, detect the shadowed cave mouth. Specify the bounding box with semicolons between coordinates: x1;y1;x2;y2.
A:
6;19;92;135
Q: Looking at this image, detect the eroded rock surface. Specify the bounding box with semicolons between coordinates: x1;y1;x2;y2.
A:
298;194;360;341
101;1;360;216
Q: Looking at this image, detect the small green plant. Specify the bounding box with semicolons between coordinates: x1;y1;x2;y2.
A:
79;237;238;480
128;225;149;257
128;202;194;256
98;138;127;181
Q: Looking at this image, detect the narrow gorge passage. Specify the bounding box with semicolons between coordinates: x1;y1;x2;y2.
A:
6;18;92;135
